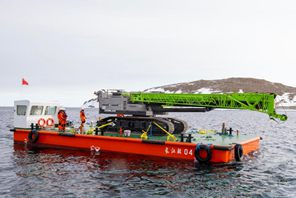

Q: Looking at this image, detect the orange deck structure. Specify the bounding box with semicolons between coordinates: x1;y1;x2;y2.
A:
13;128;260;163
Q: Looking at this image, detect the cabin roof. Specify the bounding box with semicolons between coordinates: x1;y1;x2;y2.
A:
14;100;60;106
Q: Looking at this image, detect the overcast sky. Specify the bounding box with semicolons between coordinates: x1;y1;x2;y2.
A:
1;0;296;107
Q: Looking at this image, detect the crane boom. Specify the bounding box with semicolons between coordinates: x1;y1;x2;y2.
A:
127;92;287;121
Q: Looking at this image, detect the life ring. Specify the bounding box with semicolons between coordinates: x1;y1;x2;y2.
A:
37;118;46;127
195;144;212;163
28;129;39;143
46;118;54;127
234;144;243;161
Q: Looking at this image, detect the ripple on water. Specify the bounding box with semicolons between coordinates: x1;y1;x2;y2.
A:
1;108;296;197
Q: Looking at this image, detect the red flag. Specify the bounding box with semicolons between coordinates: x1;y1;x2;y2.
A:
22;78;29;85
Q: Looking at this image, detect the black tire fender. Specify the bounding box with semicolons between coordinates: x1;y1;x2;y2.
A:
234;144;243;161
28;129;39;143
195;144;212;163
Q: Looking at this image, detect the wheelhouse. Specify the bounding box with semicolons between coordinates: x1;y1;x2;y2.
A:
14;100;61;128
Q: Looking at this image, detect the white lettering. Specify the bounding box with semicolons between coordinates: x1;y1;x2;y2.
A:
177;148;182;154
165;147;170;154
171;148;176;154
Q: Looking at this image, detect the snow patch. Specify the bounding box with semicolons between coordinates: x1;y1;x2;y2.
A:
145;88;165;93
194;88;213;94
194;88;221;94
276;93;296;107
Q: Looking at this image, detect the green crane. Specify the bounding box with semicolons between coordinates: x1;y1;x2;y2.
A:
96;90;287;135
128;92;287;121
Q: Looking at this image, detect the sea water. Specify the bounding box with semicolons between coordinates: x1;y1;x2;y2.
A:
1;107;296;197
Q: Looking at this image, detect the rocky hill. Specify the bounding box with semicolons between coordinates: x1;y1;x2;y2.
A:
145;78;296;107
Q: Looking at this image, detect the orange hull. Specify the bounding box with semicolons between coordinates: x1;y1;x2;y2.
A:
13;129;260;163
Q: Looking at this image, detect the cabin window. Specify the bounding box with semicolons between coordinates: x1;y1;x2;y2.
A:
30;106;44;115
16;105;27;116
45;106;57;115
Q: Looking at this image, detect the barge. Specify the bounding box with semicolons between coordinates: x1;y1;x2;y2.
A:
12;90;287;163
13;127;260;163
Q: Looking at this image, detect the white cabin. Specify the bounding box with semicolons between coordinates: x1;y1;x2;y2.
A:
14;100;61;128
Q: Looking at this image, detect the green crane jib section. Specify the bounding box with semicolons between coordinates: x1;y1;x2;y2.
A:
127;92;287;121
